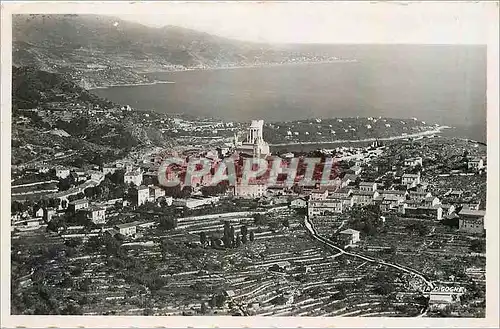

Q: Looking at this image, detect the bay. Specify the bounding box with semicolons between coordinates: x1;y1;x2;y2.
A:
91;45;487;142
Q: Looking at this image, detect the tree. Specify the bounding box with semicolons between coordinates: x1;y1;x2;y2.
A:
58;177;72;191
241;225;248;238
200;302;208;314
235;234;241;248
200;232;207;246
470;239;486;253
374;282;395;295
212;294;226;308
249;231;255;242
159;217;177;230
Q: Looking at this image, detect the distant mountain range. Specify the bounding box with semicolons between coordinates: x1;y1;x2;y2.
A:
13;14;339;88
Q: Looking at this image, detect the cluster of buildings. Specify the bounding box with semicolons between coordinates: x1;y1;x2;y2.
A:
304;157;485;236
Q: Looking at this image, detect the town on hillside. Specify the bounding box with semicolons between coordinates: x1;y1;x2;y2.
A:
11;111;487;317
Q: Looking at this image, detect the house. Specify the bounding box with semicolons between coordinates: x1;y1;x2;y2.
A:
377;195;404;213
223;290;236;298
124;168;143;186
462;201;481;211
70;171;87;183
309;188;329;200
379;189;407;200
404;206;443;220
68;199;89;212
115;222;137;236
149;186;165;202
102;165;117;175
340;195;354;208
158;196;173;206
349;166;363;175
55;167;70;179
423;196;441;208
446;190;464;199
172;196;220;209
234;183;267;198
467;157;484;171
136;185;150;206
89;170;104;182
404;157;423;167
34;207;44;218
330;187;353;199
410;182;429;193
83;206;106;224
402;173;421;187
351;190;379;206
290;198;307;209
428;291;461;310
440;204;456;216
43;208;57;222
359;182;377;192
458;209;485;234
308;198;344;216
338;229;360;246
341;174;359;187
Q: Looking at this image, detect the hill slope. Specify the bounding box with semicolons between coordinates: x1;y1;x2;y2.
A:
13;14;337;88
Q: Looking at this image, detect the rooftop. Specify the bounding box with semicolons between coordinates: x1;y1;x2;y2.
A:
115;221;140;229
458;209;486;217
339;228;360;235
69;199;88;205
352;189;376;196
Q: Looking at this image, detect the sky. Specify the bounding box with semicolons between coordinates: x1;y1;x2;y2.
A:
114;2;495;44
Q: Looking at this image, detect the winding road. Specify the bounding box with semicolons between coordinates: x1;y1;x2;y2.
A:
303;216;433;316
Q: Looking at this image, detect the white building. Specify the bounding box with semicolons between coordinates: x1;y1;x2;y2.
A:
124;168;143;186
55;167;70;179
234;184;267;198
89;170;104;182
290;198;307;209
115;222;137;236
349;165;363;175
352;190;379;206
68;199;89;212
235;120;271;158
404;157;423;167
102;165;117;175
458;209;485;234
84;206;106;224
136;186;150;206
467;157;484;171
408;191;432;201
309;188;329;200
359;182;377;192
379;189;407;200
173;196;220;209
402;173;421;187
423;196;441;208
149;186;166;202
339;229;360;246
308;198;344;217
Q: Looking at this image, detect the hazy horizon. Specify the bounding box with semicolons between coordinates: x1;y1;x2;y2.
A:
114;2;492;45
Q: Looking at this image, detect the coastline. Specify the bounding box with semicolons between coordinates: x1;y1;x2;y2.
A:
88;80;176;90
87;59;357;90
270;126;451;147
138;58;357;74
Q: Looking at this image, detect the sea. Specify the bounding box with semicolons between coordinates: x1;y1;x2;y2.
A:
91;45;487;143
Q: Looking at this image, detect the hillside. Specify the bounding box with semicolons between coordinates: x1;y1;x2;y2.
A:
11;67;173;167
12;66;114;109
13;14;338;88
